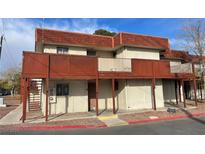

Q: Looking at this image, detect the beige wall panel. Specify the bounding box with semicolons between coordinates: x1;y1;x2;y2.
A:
155;80;164;108
162;80;177;103
42;80;88;115
43;45;87;55
126;80;152;110
116;47;160;60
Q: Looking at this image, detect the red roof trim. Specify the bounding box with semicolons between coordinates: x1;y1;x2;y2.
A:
36;28;170;50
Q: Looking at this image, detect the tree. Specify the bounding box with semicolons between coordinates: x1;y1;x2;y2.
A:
178;19;205;76
0;66;21;95
93;29;116;37
179;19;205;56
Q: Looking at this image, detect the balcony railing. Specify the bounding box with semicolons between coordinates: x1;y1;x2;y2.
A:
22;52;194;80
98;58;131;72
170;63;193;74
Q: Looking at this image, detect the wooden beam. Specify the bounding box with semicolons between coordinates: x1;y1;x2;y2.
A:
192;79;198;106
96;78;99;116
181;80;186;108
192;63;198;106
152;78;156;110
178;80;182;102
112;79;116;114
175;80;178;104
200;76;203;101
22;78;28;123
45;78;49;121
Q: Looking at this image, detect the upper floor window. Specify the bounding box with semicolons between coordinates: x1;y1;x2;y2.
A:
87;50;96;56
57;47;69;54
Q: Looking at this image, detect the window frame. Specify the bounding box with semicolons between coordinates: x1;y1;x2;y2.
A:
56;84;69;96
57;47;69;54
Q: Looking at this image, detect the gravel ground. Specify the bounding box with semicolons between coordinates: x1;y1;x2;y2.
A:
0;106;18;119
118;102;205;122
0;118;105;132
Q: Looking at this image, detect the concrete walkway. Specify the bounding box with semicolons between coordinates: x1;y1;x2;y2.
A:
0;104;22;125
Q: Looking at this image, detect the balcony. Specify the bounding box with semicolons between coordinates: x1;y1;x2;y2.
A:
170;63;193;74
98;58;131;72
22;52;194;80
22;52;98;79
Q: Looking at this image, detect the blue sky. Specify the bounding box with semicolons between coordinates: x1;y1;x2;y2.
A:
0;18;202;72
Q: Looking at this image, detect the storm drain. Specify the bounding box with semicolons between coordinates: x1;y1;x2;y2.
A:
98;115;128;127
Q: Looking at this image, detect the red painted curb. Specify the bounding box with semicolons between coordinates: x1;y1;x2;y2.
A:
127;112;205;125
14;124;107;131
6;113;205;131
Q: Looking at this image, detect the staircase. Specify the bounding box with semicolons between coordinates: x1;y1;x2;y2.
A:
28;79;42;112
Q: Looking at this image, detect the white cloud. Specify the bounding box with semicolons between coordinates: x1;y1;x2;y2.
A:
0;18;117;73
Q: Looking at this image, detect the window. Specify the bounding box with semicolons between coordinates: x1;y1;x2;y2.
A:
87;50;96;56
56;84;69;96
57;47;68;54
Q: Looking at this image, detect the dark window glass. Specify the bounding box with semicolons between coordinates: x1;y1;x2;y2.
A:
87;50;96;56
56;84;69;96
57;47;68;54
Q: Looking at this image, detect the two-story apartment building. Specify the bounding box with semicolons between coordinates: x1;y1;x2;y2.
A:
20;28;204;122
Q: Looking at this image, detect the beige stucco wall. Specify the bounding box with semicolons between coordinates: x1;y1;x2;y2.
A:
189;82;204;100
162;79;185;103
97;79;127;111
41;80;88;115
125;79;164;110
98;80;113;110
43;45;87;55
170;60;182;66
126;79;152;110
116;47;160;60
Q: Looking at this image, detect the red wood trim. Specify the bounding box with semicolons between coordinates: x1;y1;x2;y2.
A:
152;78;156;110
178;80;182;102
181;80;186;108
22;78;28;123
96;78;99;116
192;63;198;106
45;78;49;121
175;80;178;104
112;79;116;114
120;33;123;44
200;79;203;101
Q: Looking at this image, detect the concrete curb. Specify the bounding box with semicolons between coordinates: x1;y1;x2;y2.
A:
13;124;107;131
5;112;205;131
127;112;205;125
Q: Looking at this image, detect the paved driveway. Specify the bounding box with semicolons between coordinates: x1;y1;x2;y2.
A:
1;116;205;135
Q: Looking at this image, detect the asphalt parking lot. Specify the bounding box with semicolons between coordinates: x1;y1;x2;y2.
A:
1;116;205;135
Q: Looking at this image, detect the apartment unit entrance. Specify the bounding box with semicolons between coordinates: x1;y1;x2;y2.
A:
88;82;96;111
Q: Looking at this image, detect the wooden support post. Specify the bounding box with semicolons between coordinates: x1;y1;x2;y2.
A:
175;80;178;104
182;80;186;108
152;78;156;110
192;79;198;106
200;76;203;101
112;79;116;114
27;79;30;111
96;78;99;116
22;78;28;123
45;78;49;121
178;80;182;102
200;82;203;101
192;63;198;106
